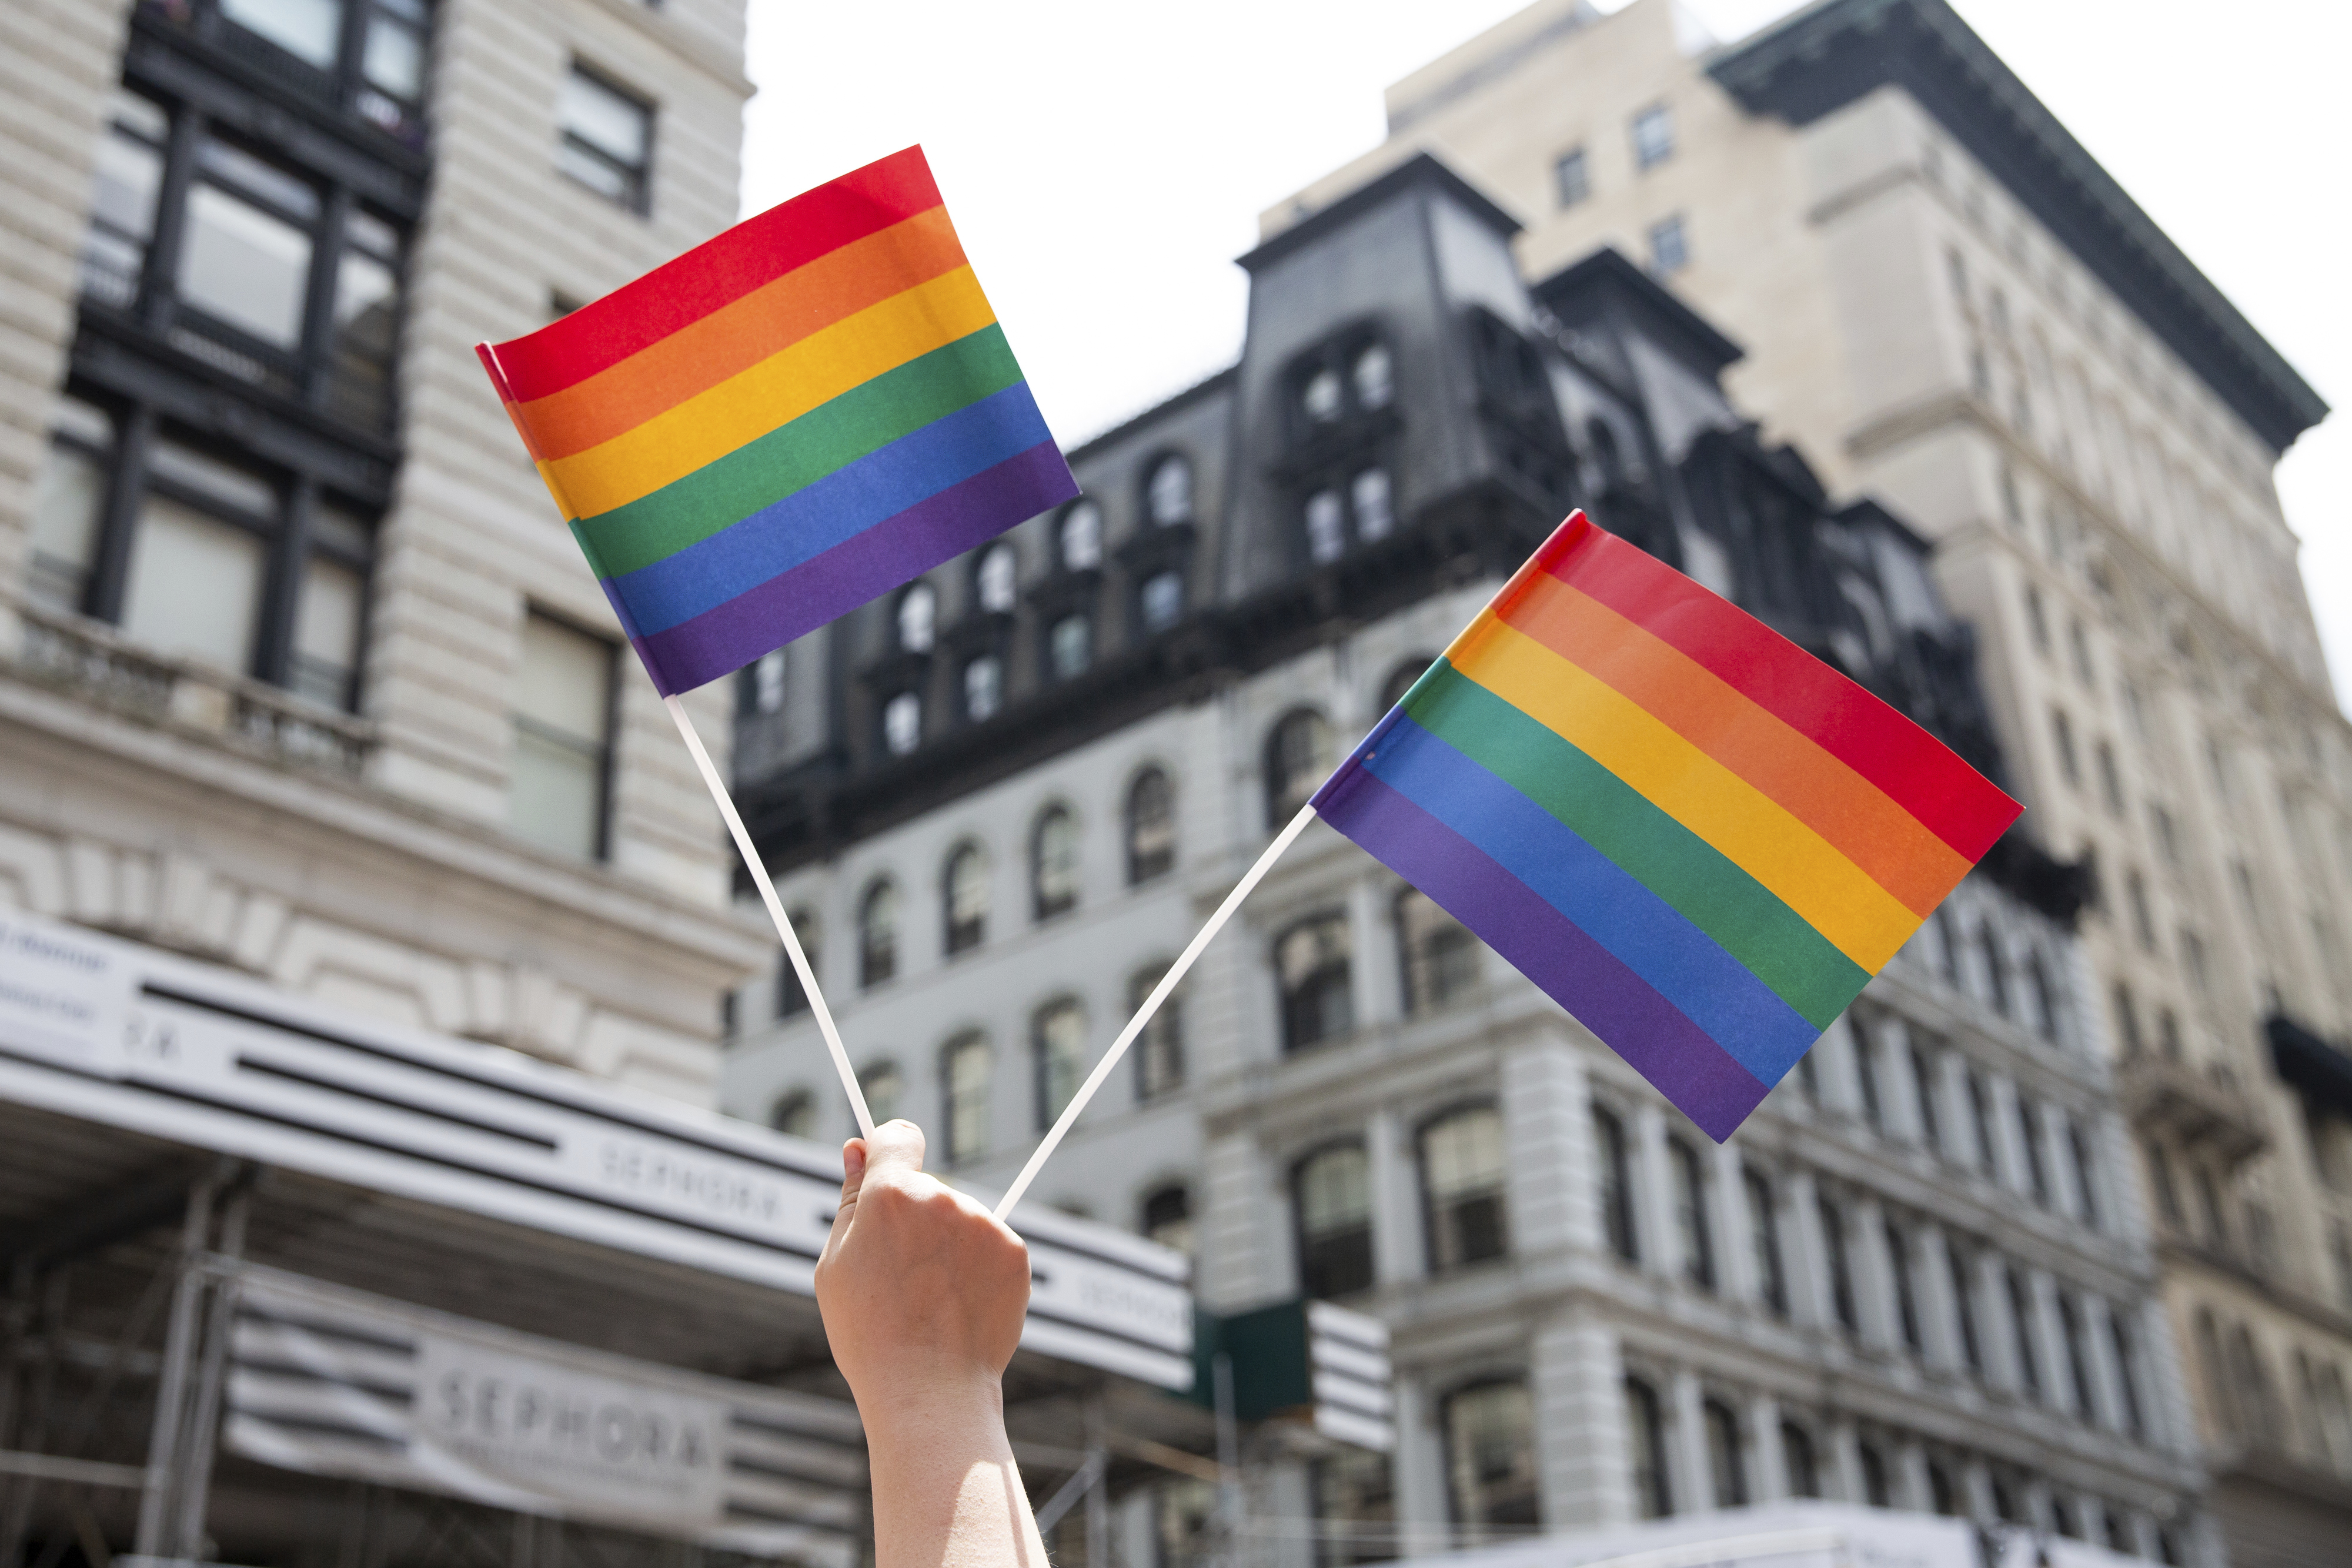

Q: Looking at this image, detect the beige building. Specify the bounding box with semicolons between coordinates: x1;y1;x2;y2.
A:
0;0;763;1101
1265;1;2351;1562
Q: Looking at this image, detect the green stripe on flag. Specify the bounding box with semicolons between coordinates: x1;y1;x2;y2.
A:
570;323;1026;580
1406;661;1867;1029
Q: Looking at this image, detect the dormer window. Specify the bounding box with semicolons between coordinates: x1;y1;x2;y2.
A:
1302;367;1344;425
975;541;1017;613
1352;344;1394;411
1146;456;1194;526
896;580;937;652
1058;500;1102;571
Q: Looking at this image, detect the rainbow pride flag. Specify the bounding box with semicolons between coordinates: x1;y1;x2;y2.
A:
476;146;1078;696
1312;512;2020;1140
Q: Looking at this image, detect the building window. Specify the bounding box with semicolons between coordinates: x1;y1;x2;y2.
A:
1820;1196;1857;1332
1126;768;1177;884
557;63;653;212
943;842;988;955
769;1089;816;1138
1631;103;1675;169
1352;343;1394;410
896;580;937;652
2008;1268;2042;1398
1422;1106;1508;1272
858;878;898;988
1138;569;1185;631
881;690;921;755
1048;613;1091;680
775;908;817;1018
1703;1400;1746;1507
1031;804;1080;920
1745;1168;1786;1315
1595;1106;1638;1262
975;541;1018;613
858;1059;903;1125
1058;499;1103;571
963;654;1003;721
1267;708;1334;825
1277;913;1353;1052
1782;1421;1818;1498
1033;998;1084;1131
1442;1382;1539;1534
510;611;615;861
1625;1378;1671;1518
1146;455;1194;526
747;648;787;715
1669;1136;1714;1292
940;1033;990;1165
1142;1184;1193;1256
1554;146;1590;208
1397;888;1478;1014
1887;1221;1923;1352
1646;214;1689;276
1295;1142;1374;1298
1131;964;1184;1101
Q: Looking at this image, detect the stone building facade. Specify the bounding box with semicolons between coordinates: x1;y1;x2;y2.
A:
1262;5;2351;1563
721;153;2208;1564
0;0;763;1101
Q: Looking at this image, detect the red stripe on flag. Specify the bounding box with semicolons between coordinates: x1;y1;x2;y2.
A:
1536;514;2020;862
489;146;945;404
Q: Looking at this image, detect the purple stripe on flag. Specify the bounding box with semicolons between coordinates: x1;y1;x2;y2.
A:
629;439;1077;694
1315;761;1769;1141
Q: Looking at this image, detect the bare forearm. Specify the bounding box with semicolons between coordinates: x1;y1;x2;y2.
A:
862;1382;1047;1568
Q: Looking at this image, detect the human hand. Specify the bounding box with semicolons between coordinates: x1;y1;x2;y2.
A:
813;1120;1033;1424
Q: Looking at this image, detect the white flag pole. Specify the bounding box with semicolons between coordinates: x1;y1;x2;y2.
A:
664;694;877;1139
994;801;1320;1223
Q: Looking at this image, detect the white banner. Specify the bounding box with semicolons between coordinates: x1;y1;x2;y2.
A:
223;1266;865;1564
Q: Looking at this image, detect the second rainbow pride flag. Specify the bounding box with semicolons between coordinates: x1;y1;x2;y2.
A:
1312;512;2021;1141
476;146;1078;696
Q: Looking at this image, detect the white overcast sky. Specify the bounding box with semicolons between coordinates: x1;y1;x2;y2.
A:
741;0;2351;706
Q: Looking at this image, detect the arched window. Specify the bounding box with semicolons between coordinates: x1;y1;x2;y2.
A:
1266;708;1333;825
940;1033;990;1165
1033;998;1084;1131
1276;913;1352;1052
858;1059;903;1125
858;879;898;988
1304;488;1345;563
1624;1377;1671;1518
881;690;921;755
1294;1142;1372;1298
769;1088;815;1138
1352;343;1394;411
1120;965;1182;1107
775;908;817;1018
1442;1381;1538;1534
1125;767;1176;884
896;581;937;652
1138;569;1184;630
1422;1105;1507;1272
1594;1105;1638;1262
1058;500;1102;571
943;842;988;955
1745;1168;1785;1315
1142;1184;1192;1255
1781;1420;1819;1498
1351;467;1394;540
1048;613;1091;680
1669;1136;1714;1292
1146;455;1194;526
1301;366;1343;424
1398;888;1478;1014
1379;656;1434;714
975;541;1018;613
1703;1399;1746;1507
963;654;1003;721
1031;805;1080;920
